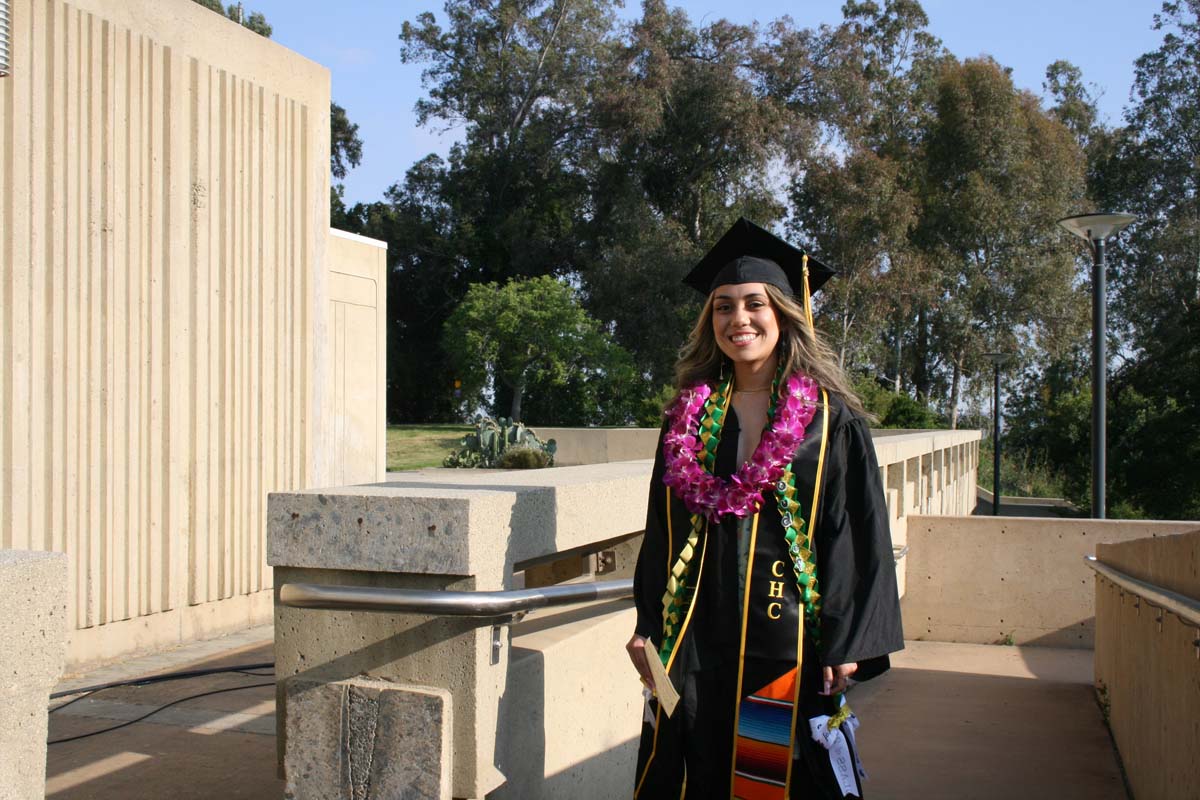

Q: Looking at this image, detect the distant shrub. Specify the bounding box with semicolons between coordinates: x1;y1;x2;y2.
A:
880;394;940;429
497;446;551;469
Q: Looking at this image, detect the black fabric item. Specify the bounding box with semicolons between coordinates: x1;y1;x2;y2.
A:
682;217;836;298
631;391;903;798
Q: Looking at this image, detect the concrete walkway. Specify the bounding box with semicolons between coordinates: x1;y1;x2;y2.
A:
45;634;1126;799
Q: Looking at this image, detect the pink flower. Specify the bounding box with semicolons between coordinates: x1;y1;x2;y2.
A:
662;373;819;521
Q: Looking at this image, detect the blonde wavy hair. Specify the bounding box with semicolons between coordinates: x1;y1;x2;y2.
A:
673;283;870;418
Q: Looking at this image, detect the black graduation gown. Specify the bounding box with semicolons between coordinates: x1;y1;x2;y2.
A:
631;392;904;799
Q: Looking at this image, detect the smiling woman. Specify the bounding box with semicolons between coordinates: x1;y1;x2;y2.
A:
626;219;903;800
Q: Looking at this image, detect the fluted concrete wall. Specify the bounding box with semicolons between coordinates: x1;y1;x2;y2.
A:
0;0;331;668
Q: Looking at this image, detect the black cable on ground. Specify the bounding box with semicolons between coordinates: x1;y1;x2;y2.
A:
47;690;102;714
47;682;275;745
49;662;275;701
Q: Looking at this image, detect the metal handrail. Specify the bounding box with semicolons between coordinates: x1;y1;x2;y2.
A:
1084;555;1200;628
278;578;634;617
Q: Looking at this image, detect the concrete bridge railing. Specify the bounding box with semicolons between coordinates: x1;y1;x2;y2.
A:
1092;528;1200;800
267;427;980;798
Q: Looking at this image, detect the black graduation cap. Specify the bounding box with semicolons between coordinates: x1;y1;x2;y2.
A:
682;217;835;298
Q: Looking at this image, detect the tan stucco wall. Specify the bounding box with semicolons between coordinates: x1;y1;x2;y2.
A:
0;0;333;670
904;516;1199;648
327;230;387;487
1094;529;1200;800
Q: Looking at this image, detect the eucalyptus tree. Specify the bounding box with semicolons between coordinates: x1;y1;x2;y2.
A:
912;57;1087;424
580;0;798;386
1087;0;1200;518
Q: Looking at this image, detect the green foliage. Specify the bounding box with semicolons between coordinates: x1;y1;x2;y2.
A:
851;377;898;422
977;437;1071;501
443;417;556;469
330;102;363;181
635;384;680;428
443;276;637;424
880;393;940;429
497;446;552;470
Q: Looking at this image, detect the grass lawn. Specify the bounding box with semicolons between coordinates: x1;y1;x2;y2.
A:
387;424;473;472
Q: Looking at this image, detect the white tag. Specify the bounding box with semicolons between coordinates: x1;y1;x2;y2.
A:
645;642;680;717
808;715;861;797
642;687;657;727
841;713;868;780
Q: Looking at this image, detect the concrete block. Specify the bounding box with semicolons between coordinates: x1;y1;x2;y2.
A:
285;676;452;800
0;549;68;800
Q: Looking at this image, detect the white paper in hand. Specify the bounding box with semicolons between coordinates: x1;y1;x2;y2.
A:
646;641;680;718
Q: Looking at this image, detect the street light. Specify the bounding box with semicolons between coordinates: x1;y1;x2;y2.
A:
1057;212;1137;519
983;352;1009;516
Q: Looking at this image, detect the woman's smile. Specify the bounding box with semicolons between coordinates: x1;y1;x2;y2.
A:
712;282;781;366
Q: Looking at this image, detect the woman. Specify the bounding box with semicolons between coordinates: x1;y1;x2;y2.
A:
627;218;903;799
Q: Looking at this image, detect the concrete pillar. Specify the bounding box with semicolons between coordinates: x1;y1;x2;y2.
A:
0;550;68;800
284;677;452;800
268;463;652;799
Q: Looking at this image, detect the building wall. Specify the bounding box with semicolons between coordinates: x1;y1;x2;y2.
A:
326;229;386;487
0;0;331;668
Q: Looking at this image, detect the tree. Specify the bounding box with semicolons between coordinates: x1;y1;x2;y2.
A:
443;276;636;424
400;0;618;284
581;1;803;386
330;103;363;181
1085;0;1200;517
911;57;1088;425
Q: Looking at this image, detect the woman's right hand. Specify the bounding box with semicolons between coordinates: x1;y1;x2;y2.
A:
625;633;655;692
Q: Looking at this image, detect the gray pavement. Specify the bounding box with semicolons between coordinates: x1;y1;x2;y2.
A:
44;633;1127;799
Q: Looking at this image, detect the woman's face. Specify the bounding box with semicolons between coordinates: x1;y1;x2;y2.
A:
711;282;781;368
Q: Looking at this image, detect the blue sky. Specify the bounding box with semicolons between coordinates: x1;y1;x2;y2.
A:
240;0;1168;206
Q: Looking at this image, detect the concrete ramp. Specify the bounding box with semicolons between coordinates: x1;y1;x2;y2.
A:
850;641;1127;799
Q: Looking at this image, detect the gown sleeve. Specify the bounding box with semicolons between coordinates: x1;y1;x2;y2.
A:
632;423;670;639
814;416;904;680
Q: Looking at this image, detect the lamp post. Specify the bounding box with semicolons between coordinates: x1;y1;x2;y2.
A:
1056;212;1137;519
983;352;1009;516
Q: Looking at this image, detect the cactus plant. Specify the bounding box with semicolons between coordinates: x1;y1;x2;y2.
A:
443;416;557;469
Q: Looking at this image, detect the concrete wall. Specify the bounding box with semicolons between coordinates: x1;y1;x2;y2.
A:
533;427;660;467
0;0;348;670
1094;529;1200;800
327;230;387;487
0;550;68;800
903;516;1200;648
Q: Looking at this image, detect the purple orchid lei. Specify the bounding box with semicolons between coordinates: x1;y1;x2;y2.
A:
662;373;820;522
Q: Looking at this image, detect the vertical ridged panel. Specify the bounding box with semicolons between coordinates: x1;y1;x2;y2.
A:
1;0;319;632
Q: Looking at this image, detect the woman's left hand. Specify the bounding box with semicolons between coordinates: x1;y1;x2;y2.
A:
821;662;858;695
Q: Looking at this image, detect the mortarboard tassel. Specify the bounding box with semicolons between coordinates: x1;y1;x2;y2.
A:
801;254;815;331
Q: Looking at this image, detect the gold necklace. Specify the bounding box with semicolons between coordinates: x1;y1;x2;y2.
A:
733;386;772;394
